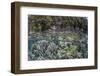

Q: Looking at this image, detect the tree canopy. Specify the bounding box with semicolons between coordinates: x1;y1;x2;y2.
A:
28;15;88;33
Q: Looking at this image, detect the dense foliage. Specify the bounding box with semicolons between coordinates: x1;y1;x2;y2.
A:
28;15;88;60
